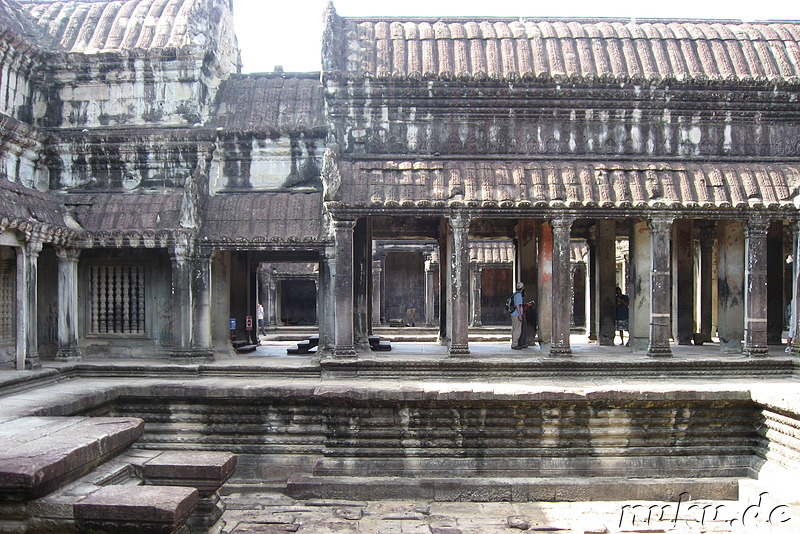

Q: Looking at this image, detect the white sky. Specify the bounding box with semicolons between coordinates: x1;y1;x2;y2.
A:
232;0;799;74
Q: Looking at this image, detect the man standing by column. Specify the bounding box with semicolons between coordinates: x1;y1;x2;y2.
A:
511;282;527;349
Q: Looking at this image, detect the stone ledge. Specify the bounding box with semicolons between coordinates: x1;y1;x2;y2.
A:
74;485;198;534
0;417;144;499
287;474;740;502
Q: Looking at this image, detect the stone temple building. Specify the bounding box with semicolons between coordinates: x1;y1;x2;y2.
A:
2;0;800;369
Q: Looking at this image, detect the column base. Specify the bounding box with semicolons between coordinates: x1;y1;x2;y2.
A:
169;348;215;361
647;345;673;358
548;345;573;357
743;345;769;358
333;346;358;357
448;344;470;355
55;348;82;362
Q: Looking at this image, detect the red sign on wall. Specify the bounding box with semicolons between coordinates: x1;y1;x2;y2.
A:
245;316;253;330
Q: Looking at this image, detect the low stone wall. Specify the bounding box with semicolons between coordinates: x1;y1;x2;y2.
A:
89;389;762;485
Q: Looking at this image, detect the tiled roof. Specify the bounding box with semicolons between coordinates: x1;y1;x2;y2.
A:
63;192;183;231
469;240;514;265
201;192;324;244
0;179;72;235
337;160;800;211
0;0;52;46
16;0;203;53
325;14;800;83
212;74;325;135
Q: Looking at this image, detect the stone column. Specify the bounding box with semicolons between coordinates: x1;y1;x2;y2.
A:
169;244;194;359
550;217;574;357
24;239;42;369
587;235;597;341
318;246;336;353
314;279;320;326
698;225;716;343
192;250;213;358
353;218;371;349
537;221;553;349
791;222;800;355
648;216;673;358
595;219;616;345
55;247;81;361
333;219;356;357
744;216;770;357
267;271;278;328
447;213;470;355
672;219;695;345
517;219;538;345
718;221;745;353
424;253;436;326
629;220;651;352
371;256;383;326
470;266;482;327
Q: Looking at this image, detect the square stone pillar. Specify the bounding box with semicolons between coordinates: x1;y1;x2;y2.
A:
537;221;553;349
516;219;538;346
169;244;194;359
424;252;436;327
587;237;597;342
595;219;616;346
192;251;213;358
549;217;574;357
629;220;651;352
55;247;81;361
744;217;770;357
647;216;673;358
698;224;716;343
447;213;470;355
718;221;745;353
470;266;482;327
672;219;695;345
318;246;336;353
333;219;356;357
23;239;42;369
371;251;384;326
353;218;372;348
791;221;800;355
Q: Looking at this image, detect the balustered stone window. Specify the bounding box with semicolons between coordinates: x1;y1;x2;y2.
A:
89;264;146;335
0;260;13;341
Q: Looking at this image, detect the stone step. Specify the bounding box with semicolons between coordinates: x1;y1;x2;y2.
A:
286;474;741;502
74;484;198;534
0;416;144;499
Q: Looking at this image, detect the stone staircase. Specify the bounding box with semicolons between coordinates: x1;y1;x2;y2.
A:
0;416;237;533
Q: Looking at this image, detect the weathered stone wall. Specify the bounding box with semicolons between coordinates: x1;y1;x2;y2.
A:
48;130;212;191
0;38;39;124
95;392;759;483
0;115;48;190
76;248;172;357
35;52;217;128
327;81;800;159
209;134;323;192
0;246;15;368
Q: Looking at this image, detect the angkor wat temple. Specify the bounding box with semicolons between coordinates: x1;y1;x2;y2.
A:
4;0;800;366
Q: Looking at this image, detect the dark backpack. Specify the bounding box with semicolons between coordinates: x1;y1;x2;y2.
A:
505;292;519;314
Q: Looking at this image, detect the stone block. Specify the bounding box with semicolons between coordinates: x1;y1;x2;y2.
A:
144;451;237;496
0;417;144;499
74;485;198;534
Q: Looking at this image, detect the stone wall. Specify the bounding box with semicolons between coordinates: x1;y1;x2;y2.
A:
48;130;212;191
328;81;800;159
76;249;172;357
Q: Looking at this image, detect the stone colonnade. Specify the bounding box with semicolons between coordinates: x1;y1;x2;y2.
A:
4;213;797;368
324;213;794;358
